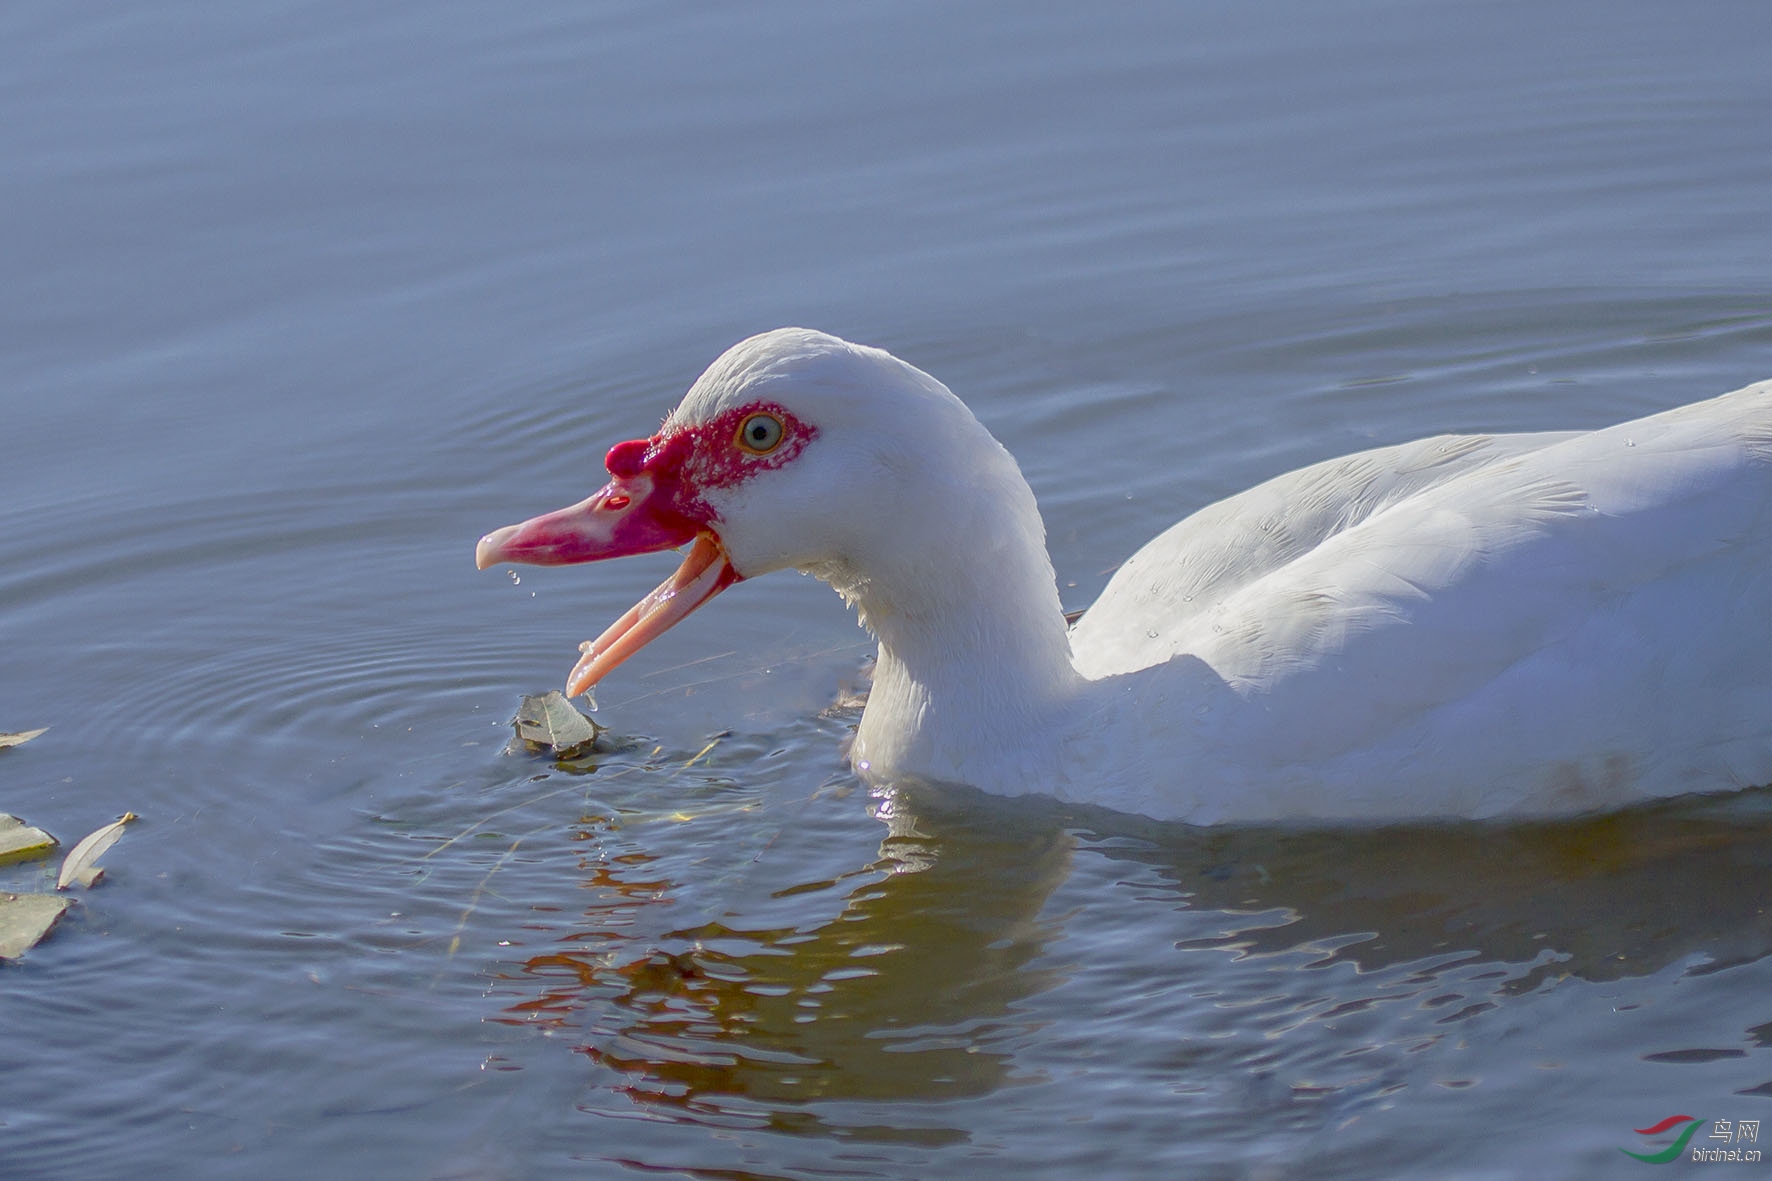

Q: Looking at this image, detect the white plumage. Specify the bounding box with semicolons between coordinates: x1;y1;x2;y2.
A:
479;328;1772;824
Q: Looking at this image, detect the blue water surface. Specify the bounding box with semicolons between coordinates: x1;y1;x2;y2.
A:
4;2;1772;1177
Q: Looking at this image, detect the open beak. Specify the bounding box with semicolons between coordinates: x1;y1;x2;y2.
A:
475;466;742;695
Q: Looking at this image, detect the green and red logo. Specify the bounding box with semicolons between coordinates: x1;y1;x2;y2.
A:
1622;1115;1704;1163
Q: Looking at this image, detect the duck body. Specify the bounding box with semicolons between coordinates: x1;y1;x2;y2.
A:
478;329;1772;824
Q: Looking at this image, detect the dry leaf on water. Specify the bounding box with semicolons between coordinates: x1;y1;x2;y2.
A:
57;812;138;890
510;691;606;760
0;892;74;960
0;728;48;750
0;814;58;864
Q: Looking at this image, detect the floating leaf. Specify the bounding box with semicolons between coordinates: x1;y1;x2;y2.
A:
0;728;48;750
57;812;137;890
0;892;73;959
510;692;606;760
0;814;58;864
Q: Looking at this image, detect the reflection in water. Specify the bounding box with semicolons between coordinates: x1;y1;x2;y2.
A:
1104;787;1772;988
488;766;1772;1142
490;786;1071;1141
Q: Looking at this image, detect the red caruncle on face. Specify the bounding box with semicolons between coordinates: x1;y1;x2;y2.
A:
609;401;817;522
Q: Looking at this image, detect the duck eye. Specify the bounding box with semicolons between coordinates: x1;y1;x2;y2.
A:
736;412;785;454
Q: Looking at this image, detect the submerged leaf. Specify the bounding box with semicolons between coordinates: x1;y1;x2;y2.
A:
510;692;606;760
0;892;73;959
57;812;138;890
0;728;48;750
0;814;58;864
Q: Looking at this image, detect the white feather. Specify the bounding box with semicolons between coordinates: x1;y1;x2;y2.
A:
673;330;1772;823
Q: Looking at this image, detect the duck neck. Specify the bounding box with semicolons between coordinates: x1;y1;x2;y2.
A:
824;479;1082;785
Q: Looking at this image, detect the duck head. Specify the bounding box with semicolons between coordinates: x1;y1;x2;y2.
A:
475;328;1045;697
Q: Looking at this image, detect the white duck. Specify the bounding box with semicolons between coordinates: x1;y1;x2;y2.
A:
477;329;1772;824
